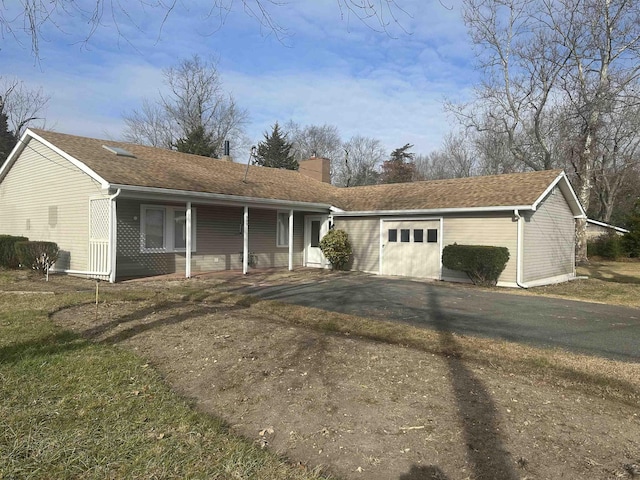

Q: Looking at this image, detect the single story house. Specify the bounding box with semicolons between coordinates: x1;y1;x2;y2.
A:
0;129;586;287
586;219;629;240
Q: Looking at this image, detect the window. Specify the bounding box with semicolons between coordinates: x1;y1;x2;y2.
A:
401;229;410;242
427;229;438;243
414;229;424;243
277;211;290;247
141;205;196;253
388;229;398;242
310;220;321;247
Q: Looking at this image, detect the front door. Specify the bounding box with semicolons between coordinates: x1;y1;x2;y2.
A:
305;215;329;267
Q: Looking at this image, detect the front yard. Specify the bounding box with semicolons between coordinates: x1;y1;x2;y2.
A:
1;264;639;479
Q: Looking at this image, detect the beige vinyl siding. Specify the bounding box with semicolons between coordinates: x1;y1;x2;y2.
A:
523;188;575;283
116;200;305;278
0;138;103;271
442;213;517;284
334;217;380;273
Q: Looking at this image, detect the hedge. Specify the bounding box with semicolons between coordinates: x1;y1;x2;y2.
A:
14;241;59;274
587;232;625;260
0;235;29;269
442;244;510;287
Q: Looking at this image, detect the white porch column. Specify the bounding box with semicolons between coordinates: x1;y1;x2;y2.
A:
243;206;249;274
109;195;118;283
186;201;192;279
288;209;294;271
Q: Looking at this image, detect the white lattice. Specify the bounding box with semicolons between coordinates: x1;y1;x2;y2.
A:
90;198;110;240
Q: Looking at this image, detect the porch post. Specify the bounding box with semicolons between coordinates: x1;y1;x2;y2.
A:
243;206;249;274
288;209;294;271
186;201;192;279
109;196;118;283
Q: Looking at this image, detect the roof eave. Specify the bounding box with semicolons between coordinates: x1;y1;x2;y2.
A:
532;171;586;218
110;183;334;212
332;205;535;217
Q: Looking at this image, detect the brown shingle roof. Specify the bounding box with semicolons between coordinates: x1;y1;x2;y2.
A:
333;170;564;211
27;129;565;212
30;129;337;205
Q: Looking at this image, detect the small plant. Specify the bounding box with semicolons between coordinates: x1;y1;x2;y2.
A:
442;243;510;287
0;235;28;268
319;229;352;270
14;241;59;274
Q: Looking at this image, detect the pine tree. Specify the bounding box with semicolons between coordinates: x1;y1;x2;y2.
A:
0;110;16;168
380;143;417;184
174;125;217;157
255;122;298;170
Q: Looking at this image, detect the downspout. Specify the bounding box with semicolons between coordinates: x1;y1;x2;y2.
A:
514;209;529;289
54;188;121;281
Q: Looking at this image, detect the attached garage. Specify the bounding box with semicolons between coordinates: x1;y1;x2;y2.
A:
381;218;441;279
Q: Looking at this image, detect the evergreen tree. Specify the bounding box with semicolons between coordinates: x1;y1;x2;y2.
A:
255;122;298;170
0;110;16;168
174;125;217;157
380;143;417;184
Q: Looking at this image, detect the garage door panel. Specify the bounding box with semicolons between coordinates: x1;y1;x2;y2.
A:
382;220;440;279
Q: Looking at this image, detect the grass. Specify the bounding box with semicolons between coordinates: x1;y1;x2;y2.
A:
1;262;639;478
0;287;329;480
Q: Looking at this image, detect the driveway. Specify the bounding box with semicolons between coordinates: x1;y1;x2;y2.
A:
237;272;640;362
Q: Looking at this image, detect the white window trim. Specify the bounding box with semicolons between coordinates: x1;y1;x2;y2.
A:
276;210;289;248
140;204;197;253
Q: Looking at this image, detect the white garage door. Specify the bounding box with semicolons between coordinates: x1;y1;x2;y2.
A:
381;219;441;279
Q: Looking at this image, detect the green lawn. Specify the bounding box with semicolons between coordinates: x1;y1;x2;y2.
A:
0;285;328;480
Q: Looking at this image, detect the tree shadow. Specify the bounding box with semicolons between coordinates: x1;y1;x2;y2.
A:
428;287;519;480
0;330;88;365
399;464;450;479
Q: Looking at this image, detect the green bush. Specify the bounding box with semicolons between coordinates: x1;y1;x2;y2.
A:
442;244;510;287
319;229;352;270
587;232;625;259
14;241;59;274
0;235;29;268
622;199;640;257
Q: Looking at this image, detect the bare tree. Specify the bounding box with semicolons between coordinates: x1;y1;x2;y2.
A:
455;0;640;263
123;55;248;158
3;1;410;57
335;135;386;187
0;77;49;137
285;121;343;163
415;132;478;180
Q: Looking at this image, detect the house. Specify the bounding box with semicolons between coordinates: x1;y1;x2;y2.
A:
0;129;586;287
586;219;629;240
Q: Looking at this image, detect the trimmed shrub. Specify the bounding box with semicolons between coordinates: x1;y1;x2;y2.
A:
587;232;624;260
14;241;59;274
319;229;352;270
0;235;28;268
442;244;510;287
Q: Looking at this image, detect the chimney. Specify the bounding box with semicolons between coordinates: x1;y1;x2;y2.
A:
222;140;232;162
298;156;331;184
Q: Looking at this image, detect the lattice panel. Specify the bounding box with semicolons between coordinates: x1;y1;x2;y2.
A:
90;198;110;240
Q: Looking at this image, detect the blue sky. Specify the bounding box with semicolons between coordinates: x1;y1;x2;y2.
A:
3;1;477;157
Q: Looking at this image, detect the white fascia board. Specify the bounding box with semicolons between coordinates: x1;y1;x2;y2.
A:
331;205;534;217
110;183;333;212
0;133;28;180
21;129;110;189
532;171;586;218
587;218;630;233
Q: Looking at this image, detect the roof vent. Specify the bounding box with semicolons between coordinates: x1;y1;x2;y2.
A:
102;145;136;158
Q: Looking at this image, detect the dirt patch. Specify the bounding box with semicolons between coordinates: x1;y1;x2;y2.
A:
52;293;640;480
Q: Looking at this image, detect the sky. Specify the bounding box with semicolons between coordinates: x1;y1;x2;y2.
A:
2;0;479;158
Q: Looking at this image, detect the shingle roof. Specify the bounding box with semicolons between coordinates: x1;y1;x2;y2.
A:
29;129;337;205
25;129;567;212
333;170;564;211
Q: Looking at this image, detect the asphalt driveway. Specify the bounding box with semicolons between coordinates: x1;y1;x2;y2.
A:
237;272;640;362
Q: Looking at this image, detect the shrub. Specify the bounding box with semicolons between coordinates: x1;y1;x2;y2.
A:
14;241;59;274
319;229;352;270
442;244;510;287
0;235;28;268
622;199;640;258
587;232;624;260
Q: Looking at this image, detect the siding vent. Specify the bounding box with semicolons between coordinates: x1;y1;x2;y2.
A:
102;145;136;158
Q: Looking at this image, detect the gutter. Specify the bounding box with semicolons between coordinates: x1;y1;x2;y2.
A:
51;189;122;282
333;205;535;217
514;209;529;289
